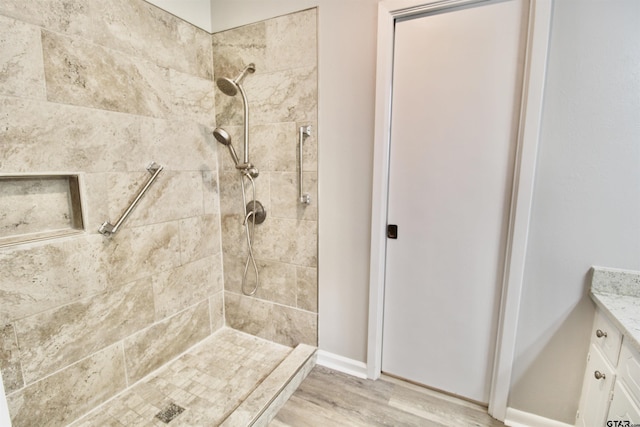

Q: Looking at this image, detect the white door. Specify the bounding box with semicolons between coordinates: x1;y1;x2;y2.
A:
381;0;527;403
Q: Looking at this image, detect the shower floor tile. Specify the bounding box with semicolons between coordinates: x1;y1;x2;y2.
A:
70;328;293;426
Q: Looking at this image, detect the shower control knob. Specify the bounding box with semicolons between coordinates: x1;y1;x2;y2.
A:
300;193;311;205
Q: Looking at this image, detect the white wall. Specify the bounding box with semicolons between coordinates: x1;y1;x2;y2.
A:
210;0;318;32
0;369;10;426
509;0;640;423
145;0;213;32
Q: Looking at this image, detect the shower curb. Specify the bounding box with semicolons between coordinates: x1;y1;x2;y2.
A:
220;344;317;427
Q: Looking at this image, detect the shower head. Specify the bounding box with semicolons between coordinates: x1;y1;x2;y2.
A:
216;63;256;97
213;127;240;166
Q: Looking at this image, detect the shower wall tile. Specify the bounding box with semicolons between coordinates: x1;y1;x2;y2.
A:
202;169;221;215
210;291;225;332
81;173;112;233
225;292;317;347
152;256;223;321
0;96;140;173
215;66;317;126
7;343;126;427
123;301;210;383
42;30;171;118
296;266;318;313
0;235;108;323
136;118;217;173
0;0;212;80
0;324;23;394
106;171;204;228
0;16;46;100
224;259;296;307
15;278;155;384
264;9;317;74
248;66;318;125
212;21;267;85
253;218;317;267
216;8;319;345
270;171;318;221
169;69;216;126
179;214;221;264
105;221;181;287
1;0;219;423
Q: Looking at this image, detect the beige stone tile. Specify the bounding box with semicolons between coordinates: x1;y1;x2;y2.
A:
15;278;154;384
106;170;204;229
136;118;218;174
42;30;171;117
243;66;318;126
297;266;318;313
269;171;317;221
0;16;46;99
265;9;317;74
225;292;317;347
212;21;267;86
7;343;126;427
179;214;221;263
152;256;222;321
250;122;298;172
0;0;212;79
80;173;111;235
0;96;140;173
105;221;181;286
202;169;221;215
253;259;297;306
210;291;225;332
169;68;215;127
124;301;210;383
0;323;23;393
219;171;255;217
220;213;248;256
0;235;108;323
253;217;317;267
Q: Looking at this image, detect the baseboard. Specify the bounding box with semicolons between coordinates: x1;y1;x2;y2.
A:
316;350;368;379
504;407;574;427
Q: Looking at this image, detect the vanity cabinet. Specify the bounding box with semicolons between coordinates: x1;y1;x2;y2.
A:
576;310;640;426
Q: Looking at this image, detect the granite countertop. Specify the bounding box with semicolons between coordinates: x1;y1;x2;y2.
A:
590;266;640;354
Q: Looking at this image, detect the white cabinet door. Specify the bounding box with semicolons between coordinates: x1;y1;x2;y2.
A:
576;344;616;427
609;381;640;425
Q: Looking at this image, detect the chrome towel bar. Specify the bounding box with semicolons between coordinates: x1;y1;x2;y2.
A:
299;125;311;205
98;162;163;236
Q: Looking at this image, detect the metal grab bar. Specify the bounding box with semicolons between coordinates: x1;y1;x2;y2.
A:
299;125;312;204
98;162;163;236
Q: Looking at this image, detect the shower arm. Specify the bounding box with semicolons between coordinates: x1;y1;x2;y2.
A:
238;84;250;165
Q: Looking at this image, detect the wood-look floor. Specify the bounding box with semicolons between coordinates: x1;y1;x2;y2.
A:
270;366;505;427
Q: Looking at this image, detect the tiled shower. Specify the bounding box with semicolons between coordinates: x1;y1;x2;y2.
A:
0;1;318;425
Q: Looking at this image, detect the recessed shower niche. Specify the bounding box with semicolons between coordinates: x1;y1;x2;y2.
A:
0;175;84;247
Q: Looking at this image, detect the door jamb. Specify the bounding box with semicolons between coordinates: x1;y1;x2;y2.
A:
366;0;552;420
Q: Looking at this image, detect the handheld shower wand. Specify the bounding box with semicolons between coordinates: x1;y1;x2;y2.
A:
213;127;239;166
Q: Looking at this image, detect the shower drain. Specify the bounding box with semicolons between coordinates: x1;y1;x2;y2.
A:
155;402;185;424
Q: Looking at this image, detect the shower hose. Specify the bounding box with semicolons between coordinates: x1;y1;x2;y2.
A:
240;172;259;296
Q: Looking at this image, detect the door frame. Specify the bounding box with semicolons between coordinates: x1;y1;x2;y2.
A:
366;0;552;421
